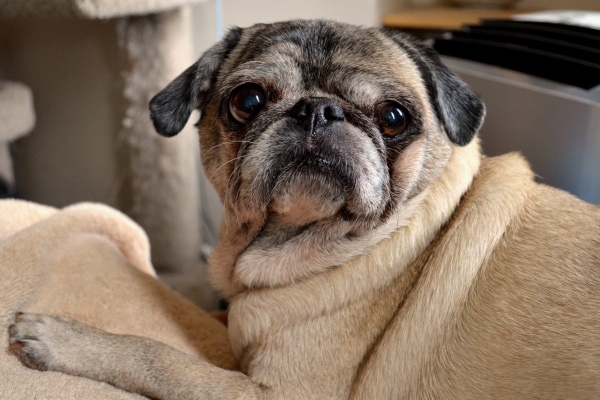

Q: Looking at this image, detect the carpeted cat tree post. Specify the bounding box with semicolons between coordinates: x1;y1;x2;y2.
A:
0;0;215;306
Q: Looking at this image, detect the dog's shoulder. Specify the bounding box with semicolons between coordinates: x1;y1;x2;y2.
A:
354;152;600;399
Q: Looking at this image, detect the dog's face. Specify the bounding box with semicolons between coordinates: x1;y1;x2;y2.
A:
150;20;485;292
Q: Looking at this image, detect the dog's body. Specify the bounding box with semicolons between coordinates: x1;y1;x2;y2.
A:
9;20;600;399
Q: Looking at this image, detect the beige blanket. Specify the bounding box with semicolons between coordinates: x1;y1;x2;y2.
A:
0;199;236;399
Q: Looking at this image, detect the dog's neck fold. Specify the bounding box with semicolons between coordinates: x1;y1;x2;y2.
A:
208;138;482;298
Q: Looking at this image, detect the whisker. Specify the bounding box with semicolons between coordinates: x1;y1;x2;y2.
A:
209;156;243;182
227;171;243;227
205;140;252;154
221;158;246;227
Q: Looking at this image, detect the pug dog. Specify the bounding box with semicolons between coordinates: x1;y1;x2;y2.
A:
9;19;600;399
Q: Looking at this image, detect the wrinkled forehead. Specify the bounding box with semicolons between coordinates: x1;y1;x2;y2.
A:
219;21;425;105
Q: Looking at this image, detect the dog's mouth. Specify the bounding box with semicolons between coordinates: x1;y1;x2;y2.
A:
267;151;352;226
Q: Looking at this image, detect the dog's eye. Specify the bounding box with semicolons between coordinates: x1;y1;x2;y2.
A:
229;83;266;123
375;101;409;138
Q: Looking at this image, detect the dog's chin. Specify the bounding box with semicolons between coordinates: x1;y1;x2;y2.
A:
268;169;347;226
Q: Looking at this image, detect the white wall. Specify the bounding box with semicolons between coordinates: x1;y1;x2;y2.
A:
189;0;420;57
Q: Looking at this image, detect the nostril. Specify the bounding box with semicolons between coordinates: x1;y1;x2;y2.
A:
323;104;344;122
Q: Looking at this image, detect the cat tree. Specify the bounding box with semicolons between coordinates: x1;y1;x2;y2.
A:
0;0;216;307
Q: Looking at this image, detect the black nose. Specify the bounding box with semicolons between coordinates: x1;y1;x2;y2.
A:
290;97;345;133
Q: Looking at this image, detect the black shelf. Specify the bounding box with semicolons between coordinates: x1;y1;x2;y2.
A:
433;19;600;89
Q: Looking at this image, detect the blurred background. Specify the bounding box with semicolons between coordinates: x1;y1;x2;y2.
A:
1;0;598;307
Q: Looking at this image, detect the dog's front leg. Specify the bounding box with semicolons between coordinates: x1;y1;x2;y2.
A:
8;312;263;400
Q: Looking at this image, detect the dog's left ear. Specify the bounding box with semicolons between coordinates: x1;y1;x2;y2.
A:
149;27;243;137
383;30;485;146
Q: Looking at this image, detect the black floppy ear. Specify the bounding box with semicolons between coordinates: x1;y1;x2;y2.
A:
383;30;485;146
149;27;243;137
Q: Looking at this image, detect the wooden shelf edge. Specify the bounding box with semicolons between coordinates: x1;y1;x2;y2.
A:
383;6;536;30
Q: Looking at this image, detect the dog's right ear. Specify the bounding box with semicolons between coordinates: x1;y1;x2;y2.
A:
149;27;243;137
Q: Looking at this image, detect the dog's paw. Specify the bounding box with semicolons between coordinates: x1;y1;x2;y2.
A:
8;312;80;372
